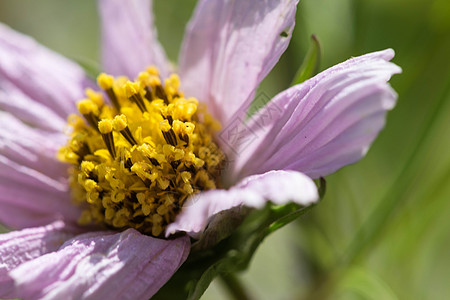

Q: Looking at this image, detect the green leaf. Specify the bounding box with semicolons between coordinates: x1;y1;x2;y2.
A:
187;204;318;299
291;34;322;86
336;267;399;300
154;203;317;300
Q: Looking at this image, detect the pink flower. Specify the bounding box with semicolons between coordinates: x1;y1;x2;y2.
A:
0;0;400;299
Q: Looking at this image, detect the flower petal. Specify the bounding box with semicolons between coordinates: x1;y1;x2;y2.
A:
0;80;66;132
0;112;66;178
166;170;317;238
0;167;80;229
98;0;169;79
2;229;190;300
228;49;401;180
0;221;76;286
0;112;80;229
0;23;91;119
179;0;298;125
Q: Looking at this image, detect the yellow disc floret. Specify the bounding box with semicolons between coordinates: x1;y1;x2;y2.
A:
113;114;128;132
98;119;113;134
97;73;114;90
59;67;225;237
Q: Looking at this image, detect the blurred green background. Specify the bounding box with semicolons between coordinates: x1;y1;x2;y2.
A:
1;0;450;299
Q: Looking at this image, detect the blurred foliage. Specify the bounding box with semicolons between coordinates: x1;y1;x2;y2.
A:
291;34;322;86
0;0;449;299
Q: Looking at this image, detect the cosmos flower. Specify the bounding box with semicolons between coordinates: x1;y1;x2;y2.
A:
0;0;400;299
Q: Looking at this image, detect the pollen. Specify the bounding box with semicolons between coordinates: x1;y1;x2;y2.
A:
59;67;225;237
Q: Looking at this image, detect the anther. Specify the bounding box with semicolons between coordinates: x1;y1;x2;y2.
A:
155;84;168;103
149;158;160;166
97;73;120;111
137;72;154;103
125;81;147;113
147;66;159;76
98;119;116;159
77;99;100;131
160;120;177;146
60;66;226;236
162;130;177;146
179;133;189;145
144;86;154;102
125;158;133;169
85;88;104;107
147;76;168;104
113;114;138;145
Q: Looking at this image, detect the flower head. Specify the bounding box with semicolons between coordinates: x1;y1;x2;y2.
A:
59;69;226;237
0;0;400;299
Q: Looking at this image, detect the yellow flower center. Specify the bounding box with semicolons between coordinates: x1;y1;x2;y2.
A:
58;67;225;237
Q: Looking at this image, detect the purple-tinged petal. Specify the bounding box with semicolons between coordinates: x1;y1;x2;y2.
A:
0;221;76;286
0;81;66;132
98;0;169;79
0;112;67;179
0;205;72;232
0;23;91;119
228;49;401;180
166;170;317;238
0;112;81;229
2;229;190;300
0;168;80;229
179;0;298;125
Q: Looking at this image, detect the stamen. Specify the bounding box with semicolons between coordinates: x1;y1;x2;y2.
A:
137;72;154;103
149;158;160;166
98;119;116;159
160;119;177;146
155;84;168;103
146;74;168;104
144;86;154;102
85;88;105;107
59;67;225;236
77;99;100;131
125;81;147;112
113;114;138;146
179;133;189;145
97;73;120;111
147;66;159;76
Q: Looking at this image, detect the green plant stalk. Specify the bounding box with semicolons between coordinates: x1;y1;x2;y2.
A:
220;273;252;300
344;74;450;265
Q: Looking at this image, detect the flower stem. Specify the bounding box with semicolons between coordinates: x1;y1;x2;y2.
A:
344;74;450;264
220;272;252;300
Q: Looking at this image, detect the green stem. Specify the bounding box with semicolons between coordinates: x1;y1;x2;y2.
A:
344;73;450;264
220;272;252;300
302;69;450;300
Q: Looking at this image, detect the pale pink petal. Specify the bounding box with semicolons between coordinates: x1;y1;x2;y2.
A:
0;112;81;229
0;25;88;228
0;169;80;229
0;205;72;232
227;49;401;180
0;112;67;178
0;23;91;119
166;170;318;238
0;221;76;285
0;81;66;132
179;0;298;125
98;0;169;79
2;229;190;300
